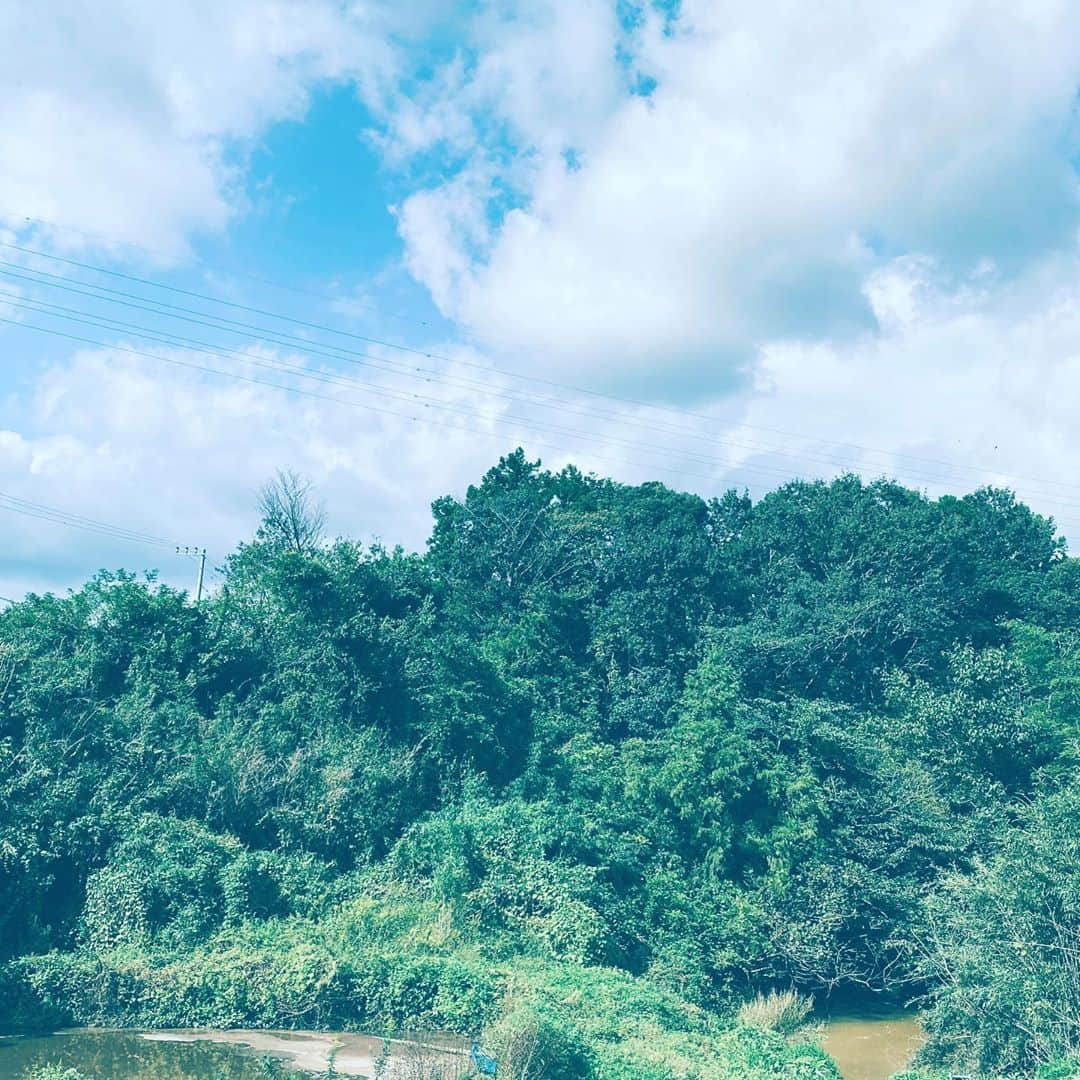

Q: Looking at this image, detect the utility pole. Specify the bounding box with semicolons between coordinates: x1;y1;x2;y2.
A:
195;547;206;603
176;546;207;602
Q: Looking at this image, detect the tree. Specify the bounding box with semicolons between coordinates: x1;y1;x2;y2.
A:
914;782;1080;1074
7;455;1080;1074
256;469;326;554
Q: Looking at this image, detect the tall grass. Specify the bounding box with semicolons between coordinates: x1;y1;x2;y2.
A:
737;989;814;1035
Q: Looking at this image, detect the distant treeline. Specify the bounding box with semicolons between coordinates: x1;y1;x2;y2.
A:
2;451;1079;1078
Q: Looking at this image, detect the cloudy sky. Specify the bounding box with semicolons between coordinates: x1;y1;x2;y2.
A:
2;0;1080;598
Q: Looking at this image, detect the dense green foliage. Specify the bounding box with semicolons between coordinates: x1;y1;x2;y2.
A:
3;452;1080;1077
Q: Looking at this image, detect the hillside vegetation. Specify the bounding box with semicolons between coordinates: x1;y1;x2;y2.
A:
3;452;1080;1078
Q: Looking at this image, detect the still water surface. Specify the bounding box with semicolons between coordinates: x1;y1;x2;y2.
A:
819;1011;926;1080
0;1029;468;1079
0;1029;281;1078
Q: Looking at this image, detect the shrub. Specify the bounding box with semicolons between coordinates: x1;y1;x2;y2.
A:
0;959;70;1032
1036;1062;1080;1080
483;1001;591;1080
79;815;333;952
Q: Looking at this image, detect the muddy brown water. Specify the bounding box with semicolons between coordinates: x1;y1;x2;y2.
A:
818;1012;926;1080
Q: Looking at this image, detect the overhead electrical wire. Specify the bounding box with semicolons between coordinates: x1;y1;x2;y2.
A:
0;260;1056;498
0;264;677;435
7;217;1077;587
4;237;1080;501
0;239;1065;495
7;308;1080;540
0;311;793;492
5;262;1080;511
0;489;173;547
8;279;1080;532
14;286;1080;518
1;211;430;325
0;286;1032;500
6;261;908;486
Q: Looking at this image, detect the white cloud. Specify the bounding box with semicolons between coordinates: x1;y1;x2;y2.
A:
725;253;1080;537
0;328;787;597
373;0;625;163
0;343;500;596
390;0;1080;388
0;331;712;594
0;0;396;258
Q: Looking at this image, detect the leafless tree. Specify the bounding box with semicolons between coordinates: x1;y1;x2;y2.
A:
257;469;327;553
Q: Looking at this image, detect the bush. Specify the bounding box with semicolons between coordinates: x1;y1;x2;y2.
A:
79;815;334;953
17;895;841;1079
1036;1063;1080;1080
482;1001;591;1080
0;959;70;1033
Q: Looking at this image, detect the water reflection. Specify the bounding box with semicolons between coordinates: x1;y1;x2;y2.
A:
0;1029;470;1080
0;1030;281;1078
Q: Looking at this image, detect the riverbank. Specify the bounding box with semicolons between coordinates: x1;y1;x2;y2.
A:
1;1019;842;1080
0;1028;456;1079
3;923;843;1079
2;1013;931;1080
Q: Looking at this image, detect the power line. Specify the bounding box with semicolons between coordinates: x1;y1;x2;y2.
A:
6;310;1080;538
0;265;631;431
3;240;1073;497
2;295;749;478
5;265;855;483
1;241;447;363
0;490;209;597
8;286;894;493
2;211;430;326
0;263;1040;497
11;278;1080;527
0;489;172;547
6;237;1080;500
15;288;1080;512
0;312;766;490
0;261;615;422
8;264;1080;512
0;290;944;495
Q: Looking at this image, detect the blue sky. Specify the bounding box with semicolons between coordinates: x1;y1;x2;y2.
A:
229;86;403;285
1;0;1079;598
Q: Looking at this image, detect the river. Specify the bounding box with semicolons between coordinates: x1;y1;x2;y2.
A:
818;1008;926;1080
0;1017;923;1079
